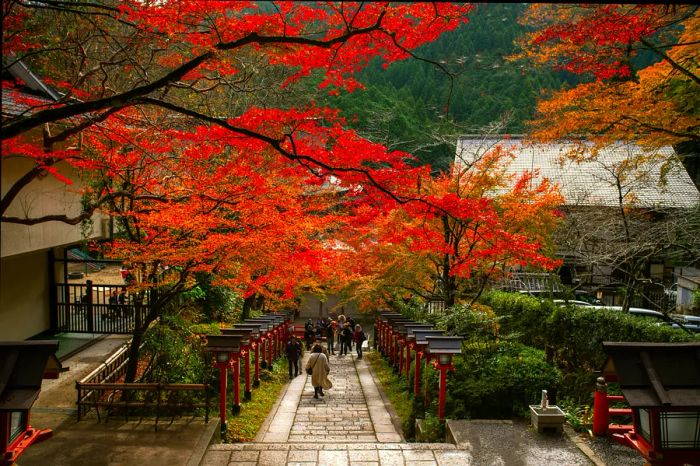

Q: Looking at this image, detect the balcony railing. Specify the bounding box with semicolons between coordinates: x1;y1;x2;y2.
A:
54;283;151;334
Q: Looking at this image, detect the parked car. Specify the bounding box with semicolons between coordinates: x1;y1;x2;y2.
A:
519;290;602;305
670;314;700;333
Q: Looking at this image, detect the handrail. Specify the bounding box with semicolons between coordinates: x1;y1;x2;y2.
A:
75;382;211;429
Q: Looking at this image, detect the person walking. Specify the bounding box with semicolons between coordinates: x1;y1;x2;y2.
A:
306;344;332;399
286;335;303;379
336;311;346;348
340;322;353;356
325;318;335;355
353;324;367;359
304;323;315;350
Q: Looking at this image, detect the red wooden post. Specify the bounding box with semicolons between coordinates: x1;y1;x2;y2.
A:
405;343;412;376
243;349;251;400
231;354;241;415
253;341;261;387
218;364;228;435
268;331;274;370
414;349;422;395
398;339;404;375
438;364;449;420
593;377;609;436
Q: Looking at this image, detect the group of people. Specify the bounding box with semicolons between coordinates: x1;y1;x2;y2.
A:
302;313;367;359
286;312;370;400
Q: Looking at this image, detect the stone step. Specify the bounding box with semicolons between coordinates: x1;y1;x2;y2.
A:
204;442;472;466
209;442;461;451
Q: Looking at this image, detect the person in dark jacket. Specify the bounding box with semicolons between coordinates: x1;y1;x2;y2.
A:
286;336;303;378
353;324;366;359
340;322;353;356
325;318;335;354
304;325;315;350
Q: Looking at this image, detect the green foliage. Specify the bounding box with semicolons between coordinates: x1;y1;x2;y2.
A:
324;3;568;170
391;294;430;322
194;272;243;323
479;291;698;402
559;399;592;435
479;291;554;347
433;303;500;340
419;412;446;442
140;314;216;385
693;289;700;313
447;341;561;419
545;306;696;373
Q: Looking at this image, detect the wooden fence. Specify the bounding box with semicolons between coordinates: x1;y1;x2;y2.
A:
76;341;211;428
76;382;210;429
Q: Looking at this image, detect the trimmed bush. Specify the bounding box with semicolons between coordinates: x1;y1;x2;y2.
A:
480;291;555;347
445;341;561;419
546;305;696;372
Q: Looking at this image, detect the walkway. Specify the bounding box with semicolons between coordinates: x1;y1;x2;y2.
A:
202;351;473;466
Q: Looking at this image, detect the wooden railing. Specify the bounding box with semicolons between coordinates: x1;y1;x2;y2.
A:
76;382;210;429
54;282;151;334
75;341;210;428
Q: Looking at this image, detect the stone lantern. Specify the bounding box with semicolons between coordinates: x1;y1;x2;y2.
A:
391;320;417;374
205;335;241;436
411;329;444;396
400;324;433;377
376;313;403;354
385;317;414;371
0;341;58;464
598;342;700;466
426;335;463;420
237;322;266;385
247;316;279;370
222;329;252;402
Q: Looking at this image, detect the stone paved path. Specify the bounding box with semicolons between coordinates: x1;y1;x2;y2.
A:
201;350;473;465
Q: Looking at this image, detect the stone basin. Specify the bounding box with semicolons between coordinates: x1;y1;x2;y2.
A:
529;405;566;433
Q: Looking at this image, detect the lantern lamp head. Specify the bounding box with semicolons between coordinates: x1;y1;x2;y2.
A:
216;351;230;364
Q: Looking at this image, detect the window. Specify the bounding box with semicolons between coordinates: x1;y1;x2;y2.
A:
637;408;652;443
660;411;700;449
10;411;26;442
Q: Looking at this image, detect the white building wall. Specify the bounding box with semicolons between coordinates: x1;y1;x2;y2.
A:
0;250;50;340
298;293;359;320
1;158;107;258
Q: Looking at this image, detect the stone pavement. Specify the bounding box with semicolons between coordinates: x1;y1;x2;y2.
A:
202;350;473;465
18;335;216;466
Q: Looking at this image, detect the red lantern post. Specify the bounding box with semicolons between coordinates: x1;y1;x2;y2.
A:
426;335;463;420
414;348;423;395
231;353;241;415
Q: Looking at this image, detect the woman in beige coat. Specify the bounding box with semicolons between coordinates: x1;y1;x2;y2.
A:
306;344;332;399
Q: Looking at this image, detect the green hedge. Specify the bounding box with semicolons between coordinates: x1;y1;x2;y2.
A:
546;305;695;371
479;291;698;401
479;291;554;346
445;341;561;419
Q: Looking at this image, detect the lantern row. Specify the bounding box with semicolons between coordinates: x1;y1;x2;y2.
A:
374;312;463;420
205;312;293;438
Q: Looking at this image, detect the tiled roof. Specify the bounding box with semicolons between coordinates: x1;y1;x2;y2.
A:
456;137;700;208
2;87;54;117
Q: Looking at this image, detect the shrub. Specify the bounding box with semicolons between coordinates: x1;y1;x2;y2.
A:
434;303;500;340
546;305;696;373
140;314;217;385
446;341;561;419
479;291;555;347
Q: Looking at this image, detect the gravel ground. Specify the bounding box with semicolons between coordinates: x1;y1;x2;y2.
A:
574;430;646;465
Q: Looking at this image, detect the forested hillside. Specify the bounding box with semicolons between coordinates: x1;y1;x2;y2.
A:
325;3;568;171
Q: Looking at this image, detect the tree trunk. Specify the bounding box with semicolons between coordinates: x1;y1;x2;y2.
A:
124;328;144;383
242;295;255;320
